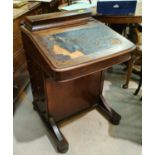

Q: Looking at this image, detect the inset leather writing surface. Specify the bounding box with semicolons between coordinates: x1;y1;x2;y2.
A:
32;21;134;69
21;13;135;81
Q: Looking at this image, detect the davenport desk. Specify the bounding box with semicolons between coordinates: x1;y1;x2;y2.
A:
21;10;135;153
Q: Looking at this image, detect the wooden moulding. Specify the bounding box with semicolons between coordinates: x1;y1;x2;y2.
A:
21;26;134;82
24;9;92;31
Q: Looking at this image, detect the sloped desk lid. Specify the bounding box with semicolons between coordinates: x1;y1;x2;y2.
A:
21;10;135;81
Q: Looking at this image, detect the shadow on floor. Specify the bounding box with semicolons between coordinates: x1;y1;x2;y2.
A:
105;65;142;144
13;87;60;149
13;64;142;147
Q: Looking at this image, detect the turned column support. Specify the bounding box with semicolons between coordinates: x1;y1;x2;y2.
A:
122;54;136;89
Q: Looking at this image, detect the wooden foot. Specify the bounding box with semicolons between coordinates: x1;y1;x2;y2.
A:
33;103;69;153
97;95;121;125
122;84;128;89
49;118;69;153
134;88;140;96
134;67;142;96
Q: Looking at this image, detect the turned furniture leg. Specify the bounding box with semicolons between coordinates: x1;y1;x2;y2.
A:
122;55;135;89
97;95;121;125
134;67;142;95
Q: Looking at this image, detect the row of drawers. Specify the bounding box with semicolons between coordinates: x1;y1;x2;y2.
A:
13;1;61;102
13;4;43;102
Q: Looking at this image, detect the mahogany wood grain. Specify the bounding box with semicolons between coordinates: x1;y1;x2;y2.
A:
21;10;135;153
46;72;101;122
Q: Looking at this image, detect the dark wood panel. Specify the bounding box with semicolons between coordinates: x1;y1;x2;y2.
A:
13;49;27;72
46;72;101;121
13;32;23;53
13;68;30;103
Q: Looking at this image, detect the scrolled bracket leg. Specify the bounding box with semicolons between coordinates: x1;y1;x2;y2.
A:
49;118;69;153
134;67;142;96
97;95;121;125
32;101;68;153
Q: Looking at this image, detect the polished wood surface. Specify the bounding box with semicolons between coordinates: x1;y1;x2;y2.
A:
46;72;101;122
21;10;135;153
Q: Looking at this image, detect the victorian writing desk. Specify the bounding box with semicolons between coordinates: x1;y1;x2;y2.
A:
21;10;135;153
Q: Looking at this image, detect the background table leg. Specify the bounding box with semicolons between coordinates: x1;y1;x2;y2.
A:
122;56;135;89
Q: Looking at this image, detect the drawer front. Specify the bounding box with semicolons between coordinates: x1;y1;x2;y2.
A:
13;6;42;34
13;18;21;35
13;4;43;102
13;67;29;102
13;33;23;53
13;49;27;72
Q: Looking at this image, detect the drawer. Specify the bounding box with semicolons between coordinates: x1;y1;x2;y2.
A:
13;67;29;102
13;49;27;72
13;18;21;35
13;32;23;53
13;16;26;34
